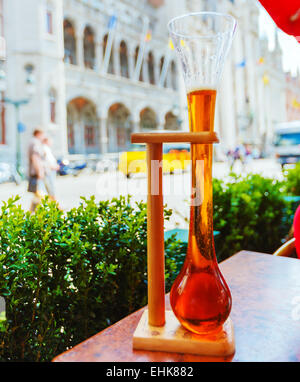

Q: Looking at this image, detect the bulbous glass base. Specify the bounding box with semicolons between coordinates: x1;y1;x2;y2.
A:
170;264;232;334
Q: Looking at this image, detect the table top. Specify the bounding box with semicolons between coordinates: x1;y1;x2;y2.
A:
53;251;300;362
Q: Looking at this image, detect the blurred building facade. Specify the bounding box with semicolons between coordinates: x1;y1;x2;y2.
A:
0;0;300;168
286;73;300;121
0;0;5;147
186;0;295;153
1;0;183;166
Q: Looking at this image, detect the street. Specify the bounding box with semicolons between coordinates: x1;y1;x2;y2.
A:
0;158;283;230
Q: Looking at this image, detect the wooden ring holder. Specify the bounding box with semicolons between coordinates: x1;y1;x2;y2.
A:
131;131;235;357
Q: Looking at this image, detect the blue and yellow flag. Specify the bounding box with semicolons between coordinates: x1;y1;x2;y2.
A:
108;15;117;30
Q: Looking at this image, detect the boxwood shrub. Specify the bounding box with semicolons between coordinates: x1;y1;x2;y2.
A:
283;162;300;196
0;196;184;361
213;174;293;261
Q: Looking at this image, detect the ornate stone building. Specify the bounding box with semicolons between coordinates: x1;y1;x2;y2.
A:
0;0;5;146
185;0;290;151
0;0;299;167
286;73;300;121
63;0;183;155
1;0;183;166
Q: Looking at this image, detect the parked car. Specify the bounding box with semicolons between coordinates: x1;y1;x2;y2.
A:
274;121;300;168
0;163;12;184
57;158;87;176
118;143;191;178
0;163;22;185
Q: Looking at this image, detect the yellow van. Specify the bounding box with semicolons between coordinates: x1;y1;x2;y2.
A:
119;144;191;178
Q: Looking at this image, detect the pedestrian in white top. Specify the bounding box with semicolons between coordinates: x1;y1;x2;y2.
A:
43;137;59;201
28;129;47;212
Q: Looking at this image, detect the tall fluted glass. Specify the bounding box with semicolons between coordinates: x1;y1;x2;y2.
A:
168;12;236;334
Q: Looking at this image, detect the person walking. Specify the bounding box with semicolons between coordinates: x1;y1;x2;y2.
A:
43;137;59;201
28;129;46;212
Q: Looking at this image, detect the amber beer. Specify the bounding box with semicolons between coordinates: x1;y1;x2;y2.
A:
170;89;232;334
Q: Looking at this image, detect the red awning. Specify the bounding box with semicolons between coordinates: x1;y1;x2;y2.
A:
258;0;300;42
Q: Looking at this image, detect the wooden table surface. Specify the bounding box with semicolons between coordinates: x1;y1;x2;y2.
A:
53;251;300;362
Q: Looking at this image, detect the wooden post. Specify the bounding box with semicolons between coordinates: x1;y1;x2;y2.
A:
147;143;165;327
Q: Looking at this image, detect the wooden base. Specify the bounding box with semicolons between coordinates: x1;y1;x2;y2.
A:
133;310;235;357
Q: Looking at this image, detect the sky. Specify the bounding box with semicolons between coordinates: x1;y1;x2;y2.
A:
258;5;300;76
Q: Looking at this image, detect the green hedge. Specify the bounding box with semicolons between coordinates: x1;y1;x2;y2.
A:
0;173;295;361
283;162;300;196
0;196;184;361
213;174;293;261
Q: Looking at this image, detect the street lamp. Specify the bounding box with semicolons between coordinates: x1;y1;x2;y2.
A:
2;63;36;177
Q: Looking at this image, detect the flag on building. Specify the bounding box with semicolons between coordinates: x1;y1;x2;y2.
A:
102;15;118;74
169;38;174;50
236;59;246;68
108;15;117;30
292;97;300;109
145;30;152;42
263;73;270;85
258;57;265;65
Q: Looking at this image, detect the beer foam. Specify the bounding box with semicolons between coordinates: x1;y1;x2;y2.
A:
186;84;217;93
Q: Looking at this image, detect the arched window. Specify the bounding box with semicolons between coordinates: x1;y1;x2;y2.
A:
165;111;179;130
160;56;167;87
64;19;76;64
120;41;129;78
67;98;100;154
108;103;132;152
103;34;114;74
84;26;95;69
49;89;56;123
83;107;98;148
46;2;54;34
140;108;157;130
171;61;177;90
160;56;164;73
148;51;155;85
134;46;143;81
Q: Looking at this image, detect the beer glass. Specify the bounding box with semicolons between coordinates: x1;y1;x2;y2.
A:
168;12;236;334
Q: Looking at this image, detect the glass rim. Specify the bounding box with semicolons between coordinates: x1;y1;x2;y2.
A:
167;11;237;40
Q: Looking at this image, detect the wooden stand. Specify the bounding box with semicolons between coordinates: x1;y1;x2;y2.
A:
131;131;235;357
133;310;235;357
